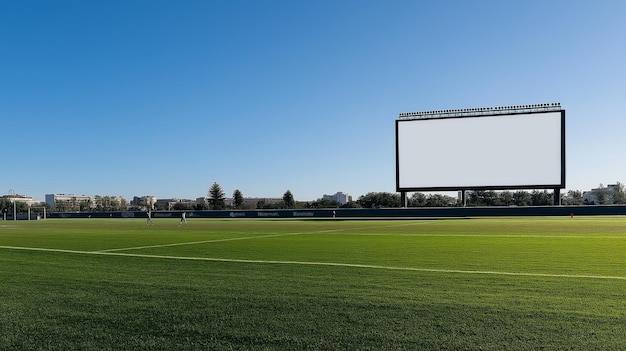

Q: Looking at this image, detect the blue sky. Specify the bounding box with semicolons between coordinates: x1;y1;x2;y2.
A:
1;0;625;201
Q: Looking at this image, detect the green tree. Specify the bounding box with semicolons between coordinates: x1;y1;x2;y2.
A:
70;197;79;212
562;190;583;205
94;196;120;211
208;182;226;210
499;191;514;206
467;191;497;206
55;200;72;212
612;182;626;204
94;196;104;211
531;190;553;206
341;201;361;208
195;201;209;210
590;184;610;204
173;202;193;210
357;192;401;208
425;194;456;207
0;198;28;216
0;198;13;214
258;201;281;209
466;191;481;206
513;191;532;206
79;199;91;212
119;197;127;210
282;190;295;209
232;189;244;209
409;193;427;207
484;191;501;206
308;198;340;208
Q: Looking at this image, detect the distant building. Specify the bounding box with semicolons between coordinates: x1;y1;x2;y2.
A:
130;196;157;210
92;195;127;210
322;192;351;205
196;197;209;208
46;194;125;210
45;194;92;209
2;194;41;206
156;198;195;210
241;197;282;209
583;184;621;205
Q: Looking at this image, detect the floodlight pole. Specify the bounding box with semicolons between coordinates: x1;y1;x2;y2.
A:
8;189;16;221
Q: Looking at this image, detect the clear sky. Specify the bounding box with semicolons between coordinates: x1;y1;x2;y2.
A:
1;0;625;202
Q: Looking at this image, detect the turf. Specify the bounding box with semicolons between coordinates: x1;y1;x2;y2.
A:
1;217;625;350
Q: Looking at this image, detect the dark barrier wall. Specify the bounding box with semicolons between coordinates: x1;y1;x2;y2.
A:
45;205;626;219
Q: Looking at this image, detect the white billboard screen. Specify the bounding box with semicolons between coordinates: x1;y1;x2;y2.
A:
396;111;565;191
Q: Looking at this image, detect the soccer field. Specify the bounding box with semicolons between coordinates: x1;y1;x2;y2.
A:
1;217;625;350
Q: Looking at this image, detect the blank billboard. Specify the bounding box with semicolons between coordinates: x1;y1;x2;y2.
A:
396;111;565;192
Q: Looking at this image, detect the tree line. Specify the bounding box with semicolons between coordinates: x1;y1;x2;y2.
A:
198;182;297;210
3;183;625;214
199;182;626;210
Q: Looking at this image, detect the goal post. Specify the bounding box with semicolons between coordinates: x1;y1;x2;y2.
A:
28;207;47;220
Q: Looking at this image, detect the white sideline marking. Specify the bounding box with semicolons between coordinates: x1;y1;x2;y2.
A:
342;233;626;239
1;245;625;281
96;234;283;252
95;225;406;253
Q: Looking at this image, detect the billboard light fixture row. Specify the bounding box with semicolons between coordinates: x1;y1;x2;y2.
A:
398;103;562;119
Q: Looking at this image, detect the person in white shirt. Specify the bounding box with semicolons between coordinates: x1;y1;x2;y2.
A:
179;211;187;226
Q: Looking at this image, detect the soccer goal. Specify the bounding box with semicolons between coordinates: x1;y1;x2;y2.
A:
28;207;47;220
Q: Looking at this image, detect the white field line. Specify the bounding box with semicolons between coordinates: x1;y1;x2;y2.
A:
1;245;625;281
94;224;415;253
340;233;626;239
96;234;284;253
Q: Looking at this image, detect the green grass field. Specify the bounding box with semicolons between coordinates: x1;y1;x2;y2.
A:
1;217;625;350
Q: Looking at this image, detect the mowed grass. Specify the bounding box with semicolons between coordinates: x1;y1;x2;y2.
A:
1;217;625;350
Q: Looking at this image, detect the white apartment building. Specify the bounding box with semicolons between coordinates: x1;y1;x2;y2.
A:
45;194;93;208
582;184;622;204
322;192;351;205
1;194;41;206
131;196;157;210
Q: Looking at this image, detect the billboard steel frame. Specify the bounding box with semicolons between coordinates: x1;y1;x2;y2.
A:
396;104;566;206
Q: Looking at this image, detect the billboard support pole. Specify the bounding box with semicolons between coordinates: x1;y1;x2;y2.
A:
400;192;407;208
554;188;561;206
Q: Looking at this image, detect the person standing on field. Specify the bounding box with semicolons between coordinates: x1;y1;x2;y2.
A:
179;211;187;226
146;210;154;225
